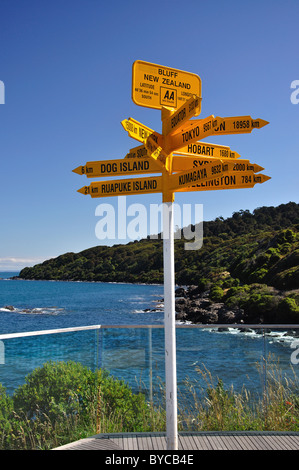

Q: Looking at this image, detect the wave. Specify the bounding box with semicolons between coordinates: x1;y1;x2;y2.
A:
204;325;299;345
0;305;64;315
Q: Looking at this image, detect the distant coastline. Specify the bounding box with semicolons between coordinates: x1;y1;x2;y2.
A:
15;202;299;325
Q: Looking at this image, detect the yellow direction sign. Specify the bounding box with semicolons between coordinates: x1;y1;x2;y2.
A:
125;144;148;159
175;173;271;192
162;94;201;135
172;156;264;174
164;115;223;153
186;116;269;137
78;176;163;198
145;134;168;166
73;157;162;178
132;60;202;111
174;141;241;159
168;158;227;191
121;118;159;144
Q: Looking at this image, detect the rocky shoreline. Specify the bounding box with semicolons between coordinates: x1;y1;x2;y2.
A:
175;285;246;325
174;286;298;330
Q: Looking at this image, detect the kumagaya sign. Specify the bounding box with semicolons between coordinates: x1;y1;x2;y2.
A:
73;59;270;451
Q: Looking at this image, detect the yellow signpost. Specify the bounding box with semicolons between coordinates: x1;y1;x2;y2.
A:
74;59;271;452
175;173;271;192
172;156;264;174
121;118;158;144
164;115;223;153
145;134;168;166
132;60;202;111
174;141;241;159
77;175;163;198
162;94;201;135
73;157;162;178
125;144;148;159
168;159;229;191
186;115;269;137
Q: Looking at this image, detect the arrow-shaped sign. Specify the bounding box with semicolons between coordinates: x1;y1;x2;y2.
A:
175;172;271;192
172;156;264;174
125;144;148;159
168;158;228;191
162;94;201;135
121;118;163;145
78;175;163;198
186;116;269;137
145;134;168;166
73;157;162;178
164;115;223;153
173;141;241;159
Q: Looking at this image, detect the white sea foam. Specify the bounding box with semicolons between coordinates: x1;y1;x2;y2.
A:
0;306;64;315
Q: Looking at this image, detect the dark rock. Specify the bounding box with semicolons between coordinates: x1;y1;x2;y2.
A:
186;285;200;298
175;287;187;297
4;305;14;311
175;291;245;325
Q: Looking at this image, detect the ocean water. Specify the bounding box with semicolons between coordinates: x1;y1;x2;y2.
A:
0;272;298;406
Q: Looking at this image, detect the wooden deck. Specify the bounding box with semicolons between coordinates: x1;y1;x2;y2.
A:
53;431;299;451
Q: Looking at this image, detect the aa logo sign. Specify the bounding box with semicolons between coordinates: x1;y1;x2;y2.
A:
160;87;177;107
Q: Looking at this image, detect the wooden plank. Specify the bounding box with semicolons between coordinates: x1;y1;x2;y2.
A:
259;436;281;451
246;435;271;450
137;436;152;450
152;435;166;450
220;435;244;450
193;435;214;450
151;434;163;450
234;436;255;451
144;435;156;450
185;434;201;450
178;435;196;450
131;435;139;451
53;432;299;451
148;436;158;450
110;437;124;449
273;435;299;450
205;435;227;450
122;436;131;450
262;435;286;451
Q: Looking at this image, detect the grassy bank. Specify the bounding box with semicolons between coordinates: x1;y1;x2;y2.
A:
0;358;298;450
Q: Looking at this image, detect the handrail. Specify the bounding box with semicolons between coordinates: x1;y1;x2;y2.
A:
0;323;298;340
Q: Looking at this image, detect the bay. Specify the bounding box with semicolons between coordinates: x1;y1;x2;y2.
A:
0;272;298;407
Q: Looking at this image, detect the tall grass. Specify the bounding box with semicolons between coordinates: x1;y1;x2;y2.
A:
0;355;298;450
178;354;299;432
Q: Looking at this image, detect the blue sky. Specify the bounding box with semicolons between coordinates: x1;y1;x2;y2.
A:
0;0;298;271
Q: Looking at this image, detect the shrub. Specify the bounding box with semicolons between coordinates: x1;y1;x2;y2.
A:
0;361;164;449
209;285;224;302
277;297;299;322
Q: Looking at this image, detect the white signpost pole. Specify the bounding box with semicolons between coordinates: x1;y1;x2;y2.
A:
163;200;178;450
162;107;178;451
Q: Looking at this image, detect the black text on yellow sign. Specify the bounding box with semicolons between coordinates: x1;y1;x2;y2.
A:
185;116;269;137
78;176;163;198
121;118;157;144
172;156;264;174
169;159;227;191
132;60;202;111
162;94;201;135
73;158;162;178
165;115;223;153
174;141;241;159
175;172;271;193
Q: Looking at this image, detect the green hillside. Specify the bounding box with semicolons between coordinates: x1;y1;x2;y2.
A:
19;202;299;322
